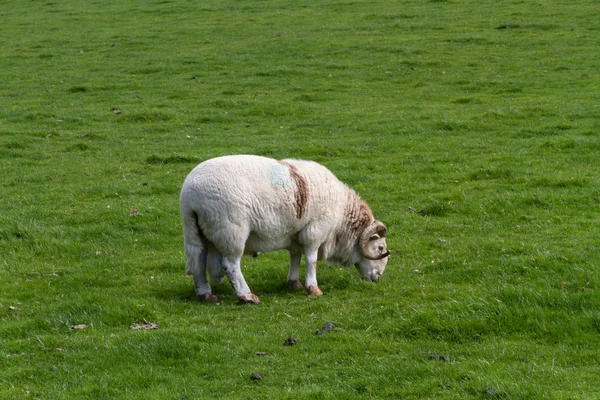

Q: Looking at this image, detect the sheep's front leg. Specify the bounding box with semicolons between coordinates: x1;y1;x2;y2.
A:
287;251;303;290
222;255;259;304
304;249;323;296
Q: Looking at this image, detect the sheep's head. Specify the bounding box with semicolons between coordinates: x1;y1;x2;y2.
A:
355;221;390;282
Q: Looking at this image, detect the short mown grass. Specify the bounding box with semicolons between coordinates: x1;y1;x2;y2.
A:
1;0;599;398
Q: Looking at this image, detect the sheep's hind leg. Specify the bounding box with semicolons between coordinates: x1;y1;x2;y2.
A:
207;245;225;284
222;255;259;304
286;251;303;290
194;277;218;302
186;244;217;302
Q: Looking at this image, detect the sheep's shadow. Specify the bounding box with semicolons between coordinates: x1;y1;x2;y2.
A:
154;254;356;304
154;267;353;305
152;275;304;305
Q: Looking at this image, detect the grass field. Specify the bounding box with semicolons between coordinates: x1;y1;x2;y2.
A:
1;0;599;398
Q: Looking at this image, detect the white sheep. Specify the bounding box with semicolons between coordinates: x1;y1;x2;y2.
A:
180;155;390;303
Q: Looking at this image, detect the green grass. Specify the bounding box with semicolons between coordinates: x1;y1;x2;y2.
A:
1;0;599;398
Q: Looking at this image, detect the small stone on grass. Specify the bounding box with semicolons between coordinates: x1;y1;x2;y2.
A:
314;322;336;335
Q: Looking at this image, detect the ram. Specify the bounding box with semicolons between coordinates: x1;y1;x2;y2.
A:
180;155;390;304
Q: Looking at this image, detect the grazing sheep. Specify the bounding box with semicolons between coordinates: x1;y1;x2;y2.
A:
180;155;390;304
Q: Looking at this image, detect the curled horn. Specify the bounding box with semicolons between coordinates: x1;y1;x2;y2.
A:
363;250;391;261
359;221;391;260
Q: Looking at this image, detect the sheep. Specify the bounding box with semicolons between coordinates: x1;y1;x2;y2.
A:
180;155;390;304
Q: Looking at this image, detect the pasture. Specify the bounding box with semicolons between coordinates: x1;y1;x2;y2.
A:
1;0;599;398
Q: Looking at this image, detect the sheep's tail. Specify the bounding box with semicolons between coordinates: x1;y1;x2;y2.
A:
181;209;206;276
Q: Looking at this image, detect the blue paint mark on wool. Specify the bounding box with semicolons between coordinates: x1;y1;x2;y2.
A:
270;164;291;188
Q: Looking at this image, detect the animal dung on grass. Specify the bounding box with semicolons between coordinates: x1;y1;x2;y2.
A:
250;371;262;381
130;322;158;330
429;354;451;362
180;155;391;304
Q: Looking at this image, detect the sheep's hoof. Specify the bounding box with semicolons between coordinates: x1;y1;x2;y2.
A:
237;293;260;304
287;280;304;290
196;293;218;302
305;285;323;297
